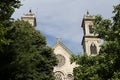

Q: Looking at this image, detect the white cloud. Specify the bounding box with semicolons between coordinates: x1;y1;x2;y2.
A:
12;0;119;53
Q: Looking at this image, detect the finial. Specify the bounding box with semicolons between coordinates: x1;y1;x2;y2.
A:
87;11;89;15
57;37;62;42
29;9;32;13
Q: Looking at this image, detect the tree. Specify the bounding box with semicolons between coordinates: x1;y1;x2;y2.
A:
0;1;57;79
0;0;21;51
73;4;120;80
0;20;57;80
0;0;21;22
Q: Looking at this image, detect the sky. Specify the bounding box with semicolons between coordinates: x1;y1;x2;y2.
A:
12;0;120;54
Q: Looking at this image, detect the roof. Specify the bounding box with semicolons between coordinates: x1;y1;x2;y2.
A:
52;38;73;56
21;10;35;18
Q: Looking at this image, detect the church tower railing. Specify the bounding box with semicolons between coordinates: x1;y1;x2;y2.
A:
21;10;36;27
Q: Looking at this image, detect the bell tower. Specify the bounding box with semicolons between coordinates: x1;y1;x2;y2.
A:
81;11;100;56
21;10;36;27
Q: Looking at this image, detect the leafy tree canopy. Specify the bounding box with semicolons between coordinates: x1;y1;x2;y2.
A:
0;20;57;80
0;1;57;79
0;0;21;50
73;4;120;80
0;0;21;22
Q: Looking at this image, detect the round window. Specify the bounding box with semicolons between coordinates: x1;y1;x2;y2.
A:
56;54;65;67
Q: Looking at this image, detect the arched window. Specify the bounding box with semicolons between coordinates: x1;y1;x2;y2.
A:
89;25;93;33
55;71;64;80
90;43;97;54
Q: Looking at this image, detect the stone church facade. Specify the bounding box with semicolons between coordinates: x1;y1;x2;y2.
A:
52;39;77;80
21;10;100;80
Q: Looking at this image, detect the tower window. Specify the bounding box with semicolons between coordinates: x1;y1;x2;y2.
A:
90;43;97;54
89;25;93;33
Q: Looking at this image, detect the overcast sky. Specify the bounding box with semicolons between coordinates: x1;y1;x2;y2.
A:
12;0;120;54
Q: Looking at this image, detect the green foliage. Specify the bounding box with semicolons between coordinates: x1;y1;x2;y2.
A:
0;0;21;22
0;0;57;80
0;0;21;51
0;20;57;80
73;4;120;80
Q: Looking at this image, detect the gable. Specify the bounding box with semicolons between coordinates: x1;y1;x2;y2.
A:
52;41;73;59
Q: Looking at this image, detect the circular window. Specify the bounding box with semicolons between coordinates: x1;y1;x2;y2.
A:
56;54;65;67
67;74;73;80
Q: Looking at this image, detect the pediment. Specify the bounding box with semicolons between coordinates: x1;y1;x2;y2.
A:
52;40;73;57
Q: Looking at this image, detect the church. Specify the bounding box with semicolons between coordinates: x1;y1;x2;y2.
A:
21;10;100;80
